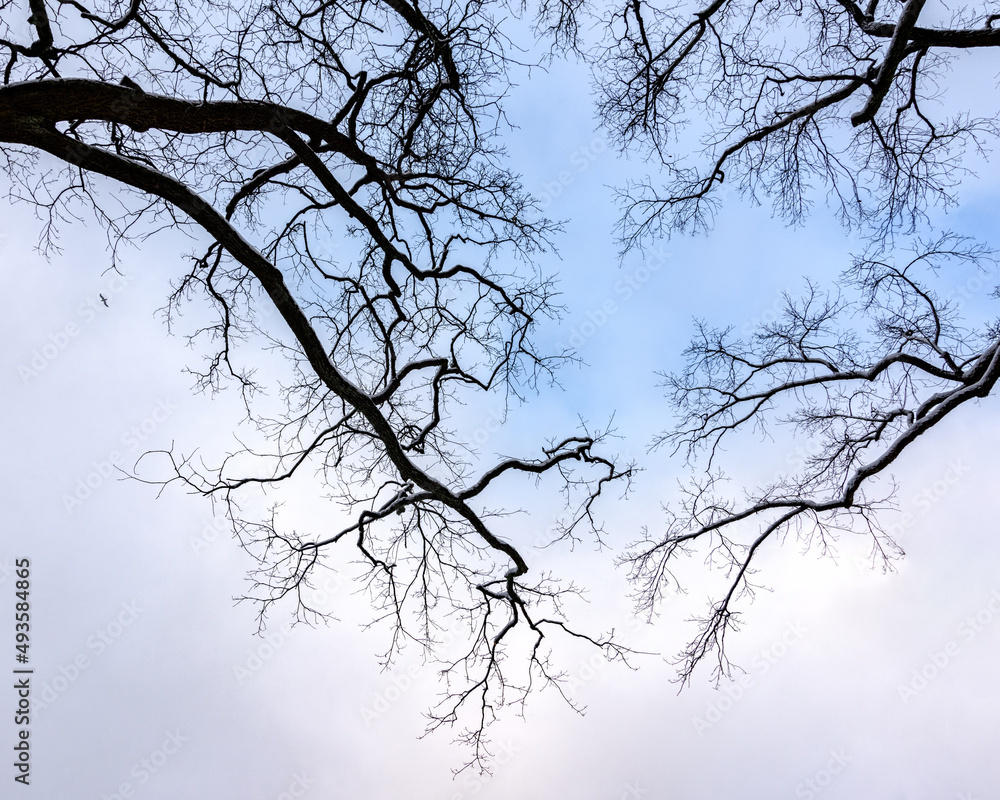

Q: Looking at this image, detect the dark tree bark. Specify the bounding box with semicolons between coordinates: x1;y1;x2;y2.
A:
592;0;1000;245
582;0;1000;680
0;0;634;767
6;0;999;728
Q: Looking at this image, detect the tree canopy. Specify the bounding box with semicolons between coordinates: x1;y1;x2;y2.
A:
596;0;1000;244
3;0;1000;765
1;0;638;764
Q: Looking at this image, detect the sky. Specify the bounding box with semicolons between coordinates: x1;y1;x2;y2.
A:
3;12;1000;800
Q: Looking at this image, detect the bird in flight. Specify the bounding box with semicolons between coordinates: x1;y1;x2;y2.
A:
99;294;109;307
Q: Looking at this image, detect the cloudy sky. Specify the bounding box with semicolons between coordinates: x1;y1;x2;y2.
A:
3;17;1000;800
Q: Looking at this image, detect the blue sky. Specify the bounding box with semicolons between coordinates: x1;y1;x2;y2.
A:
3;15;1000;800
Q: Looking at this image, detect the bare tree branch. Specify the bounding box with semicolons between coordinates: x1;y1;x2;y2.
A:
593;0;1000;243
0;0;635;768
627;235;1000;682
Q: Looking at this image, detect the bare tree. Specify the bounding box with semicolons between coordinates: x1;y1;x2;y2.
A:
8;0;995;737
622;234;1000;681
593;0;1000;245
571;0;1000;679
0;0;636;765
